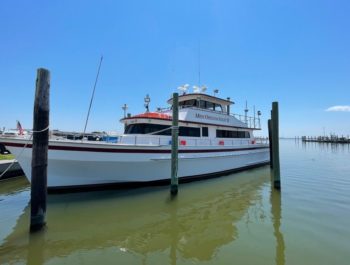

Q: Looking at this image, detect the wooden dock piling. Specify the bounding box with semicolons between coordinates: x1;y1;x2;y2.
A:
268;119;273;169
30;68;50;232
170;93;179;195
271;102;281;189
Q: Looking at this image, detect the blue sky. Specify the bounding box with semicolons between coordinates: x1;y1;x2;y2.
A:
1;0;349;137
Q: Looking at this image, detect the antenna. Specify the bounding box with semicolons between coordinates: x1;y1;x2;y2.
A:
122;104;128;118
244;100;249;125
257;110;261;128
82;56;103;140
198;41;201;86
144;94;151;112
253;105;256;128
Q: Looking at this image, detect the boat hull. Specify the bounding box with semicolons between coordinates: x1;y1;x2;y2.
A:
1;138;270;191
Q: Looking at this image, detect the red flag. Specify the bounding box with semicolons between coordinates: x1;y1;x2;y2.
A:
16;120;24;135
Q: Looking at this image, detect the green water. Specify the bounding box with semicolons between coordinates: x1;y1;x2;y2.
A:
0;140;349;265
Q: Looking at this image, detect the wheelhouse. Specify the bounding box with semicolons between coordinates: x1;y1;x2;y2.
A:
167;93;234;114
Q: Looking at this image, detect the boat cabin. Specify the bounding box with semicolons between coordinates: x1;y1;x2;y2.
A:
119;92;259;146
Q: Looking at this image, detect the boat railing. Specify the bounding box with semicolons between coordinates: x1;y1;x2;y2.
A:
255;137;269;145
51;132;269;146
230;113;261;130
117;135;269;147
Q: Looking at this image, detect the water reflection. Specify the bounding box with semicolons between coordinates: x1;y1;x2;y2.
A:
0;169;271;264
301;140;350;154
27;230;45;265
271;188;285;265
2;141;350;264
169;196;178;265
0;176;29;196
0;177;30;246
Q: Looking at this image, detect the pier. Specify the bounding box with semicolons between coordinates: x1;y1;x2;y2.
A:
301;135;350;144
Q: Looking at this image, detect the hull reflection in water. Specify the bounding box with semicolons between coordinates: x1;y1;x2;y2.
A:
0;167;274;264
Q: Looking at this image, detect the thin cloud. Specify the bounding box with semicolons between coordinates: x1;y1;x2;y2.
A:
326;105;350;112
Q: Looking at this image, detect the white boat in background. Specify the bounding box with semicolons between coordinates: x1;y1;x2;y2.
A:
0;87;270;191
1;121;28;138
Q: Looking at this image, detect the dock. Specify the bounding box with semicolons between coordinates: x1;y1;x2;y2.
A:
301;136;350;144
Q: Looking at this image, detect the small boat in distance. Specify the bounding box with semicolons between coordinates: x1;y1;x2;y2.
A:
0;87;270;191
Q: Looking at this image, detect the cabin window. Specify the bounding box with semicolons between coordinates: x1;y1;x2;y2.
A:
216;129;250;138
125;123;200;137
197;100;209;110
179;99;223;112
125;124;171;135
237;131;245;138
180;100;197;108
202;127;208;137
199;100;211;109
214;104;223;112
205;101;214;110
179;127;200;137
198;100;223;112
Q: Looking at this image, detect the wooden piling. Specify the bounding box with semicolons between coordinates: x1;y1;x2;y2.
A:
271;102;281;189
268;119;273;169
30;68;50;232
170;93;179;195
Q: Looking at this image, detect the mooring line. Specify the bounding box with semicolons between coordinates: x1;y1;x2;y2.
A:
0;125;49;179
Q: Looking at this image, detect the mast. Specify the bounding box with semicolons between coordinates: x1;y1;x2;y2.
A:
82;56;103;140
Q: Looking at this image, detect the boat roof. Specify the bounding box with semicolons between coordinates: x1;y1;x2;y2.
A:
167;93;234;106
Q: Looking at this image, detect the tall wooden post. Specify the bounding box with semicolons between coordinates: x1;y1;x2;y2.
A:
31;68;50;232
268;119;273;169
271;102;281;189
170;93;179;195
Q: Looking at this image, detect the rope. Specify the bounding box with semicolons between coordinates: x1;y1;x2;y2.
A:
31;125;50;134
146;126;178;135
0;125;49;180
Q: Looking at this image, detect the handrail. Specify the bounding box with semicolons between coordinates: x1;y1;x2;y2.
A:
230;113;261;129
117;134;268;146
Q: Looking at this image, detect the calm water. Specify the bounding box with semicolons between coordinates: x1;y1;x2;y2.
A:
0;140;349;265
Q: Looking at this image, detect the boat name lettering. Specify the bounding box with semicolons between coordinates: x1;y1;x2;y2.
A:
195;113;229;123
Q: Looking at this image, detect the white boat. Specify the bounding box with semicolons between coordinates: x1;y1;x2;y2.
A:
0;90;270;191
